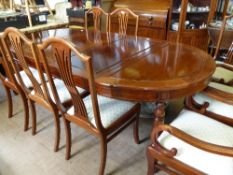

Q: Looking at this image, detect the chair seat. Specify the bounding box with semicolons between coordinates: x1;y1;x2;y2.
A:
6;67;43;88
193;83;233;119
213;61;233;83
67;95;136;128
158;109;233;175
31;78;85;103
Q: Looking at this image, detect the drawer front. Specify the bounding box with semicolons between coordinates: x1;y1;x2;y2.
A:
110;12;167;29
138;13;167;28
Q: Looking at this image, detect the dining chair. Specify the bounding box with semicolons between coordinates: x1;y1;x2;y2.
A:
184;14;233;127
147;109;233;175
211;14;233;85
85;7;109;32
0;36;29;131
0;27;86;152
109;8;139;36
37;37;141;175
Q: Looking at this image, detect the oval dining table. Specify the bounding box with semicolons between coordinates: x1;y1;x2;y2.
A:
28;28;216;126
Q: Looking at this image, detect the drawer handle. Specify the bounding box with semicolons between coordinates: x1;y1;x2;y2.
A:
148;16;153;21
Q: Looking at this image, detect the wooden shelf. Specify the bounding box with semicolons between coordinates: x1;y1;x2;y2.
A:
172;10;209;14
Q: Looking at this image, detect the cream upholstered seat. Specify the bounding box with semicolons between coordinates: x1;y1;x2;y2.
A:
16;67;43;88
212;61;233;83
210;14;233;85
5;67;42;88
193;82;233;120
158;109;233;175
31;78;85;103
68;95;135;128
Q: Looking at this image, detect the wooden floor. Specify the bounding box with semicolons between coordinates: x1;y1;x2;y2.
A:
0;82;183;175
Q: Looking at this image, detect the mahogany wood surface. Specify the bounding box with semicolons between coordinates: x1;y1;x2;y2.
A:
27;28;215;103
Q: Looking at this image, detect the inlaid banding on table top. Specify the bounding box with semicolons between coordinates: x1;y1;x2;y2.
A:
96;42;215;90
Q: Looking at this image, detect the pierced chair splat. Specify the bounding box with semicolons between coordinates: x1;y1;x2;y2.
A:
85;7;109;32
109;8;139;37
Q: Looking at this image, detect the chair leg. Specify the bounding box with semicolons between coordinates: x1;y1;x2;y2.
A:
133;112;140;144
99;136;107;175
63;117;71;160
51;107;60;152
29;100;37;135
19;92;29;131
147;147;156;175
3;86;13;118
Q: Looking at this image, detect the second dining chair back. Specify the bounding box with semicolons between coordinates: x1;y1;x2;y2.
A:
85;7;109;32
109;8;139;36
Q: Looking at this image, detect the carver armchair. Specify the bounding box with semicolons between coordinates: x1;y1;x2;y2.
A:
147;109;233;175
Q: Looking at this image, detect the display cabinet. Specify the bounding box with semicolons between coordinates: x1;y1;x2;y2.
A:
167;0;217;50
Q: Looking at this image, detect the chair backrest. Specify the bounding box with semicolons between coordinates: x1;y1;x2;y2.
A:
109;8;139;36
0;35;18;86
0;27;48;100
54;2;72;23
85;7;109;32
224;42;233;64
37;37;104;131
214;14;233;62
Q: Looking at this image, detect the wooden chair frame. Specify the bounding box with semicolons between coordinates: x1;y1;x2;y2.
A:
214;14;233;61
184;14;233;127
85;7;109;32
147;124;233;175
1;27;66;152
109;8;139;37
37;37;141;175
0;32;29;131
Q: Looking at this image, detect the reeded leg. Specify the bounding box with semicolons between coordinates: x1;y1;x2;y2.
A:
29;100;37;135
51;107;60;152
147;147;156;175
63;117;71;160
3;86;13;118
133;111;140;144
99;136;107;175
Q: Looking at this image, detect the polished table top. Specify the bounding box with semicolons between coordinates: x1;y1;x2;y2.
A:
32;28;215;102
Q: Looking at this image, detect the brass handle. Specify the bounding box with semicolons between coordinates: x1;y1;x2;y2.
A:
148;16;153;21
148;16;153;25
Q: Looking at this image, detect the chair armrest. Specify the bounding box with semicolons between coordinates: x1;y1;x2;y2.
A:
203;86;233;105
216;61;233;71
150;124;233;158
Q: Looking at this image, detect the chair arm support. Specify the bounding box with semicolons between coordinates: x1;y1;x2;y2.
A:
150;124;233;158
203;86;233;105
216;62;233;71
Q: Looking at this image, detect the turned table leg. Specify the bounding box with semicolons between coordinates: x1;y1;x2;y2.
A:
153;102;166;127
